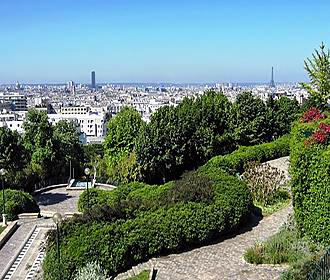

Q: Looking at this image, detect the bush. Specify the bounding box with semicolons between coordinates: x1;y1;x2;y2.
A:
200;134;290;176
242;161;286;206
44;170;252;280
0;189;40;220
167;171;214;204
290;114;330;245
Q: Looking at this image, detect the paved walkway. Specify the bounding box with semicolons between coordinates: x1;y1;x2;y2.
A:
34;187;83;214
116;206;292;280
0;219;53;279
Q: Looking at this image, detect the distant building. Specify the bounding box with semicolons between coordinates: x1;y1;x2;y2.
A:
0;93;28;111
91;71;96;89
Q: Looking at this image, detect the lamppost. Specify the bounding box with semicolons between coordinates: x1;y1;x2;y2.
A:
52;212;63;267
84;167;90;213
0;169;6;227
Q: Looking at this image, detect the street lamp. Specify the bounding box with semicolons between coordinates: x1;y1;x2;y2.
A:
52;212;63;266
84;167;90;213
0;169;6;226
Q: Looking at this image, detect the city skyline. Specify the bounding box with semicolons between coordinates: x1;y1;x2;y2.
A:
0;0;329;83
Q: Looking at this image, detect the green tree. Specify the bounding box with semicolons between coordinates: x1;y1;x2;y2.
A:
23;109;55;179
230;92;268;146
136;91;233;184
0;127;26;172
266;96;300;140
104;107;144;184
301;42;330;109
53;120;83;178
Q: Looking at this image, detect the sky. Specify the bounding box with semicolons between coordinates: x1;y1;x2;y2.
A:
0;0;329;84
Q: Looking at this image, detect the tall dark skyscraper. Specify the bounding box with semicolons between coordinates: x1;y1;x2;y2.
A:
91;71;96;89
270;67;275;88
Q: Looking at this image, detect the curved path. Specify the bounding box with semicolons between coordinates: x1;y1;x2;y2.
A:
116;205;292;280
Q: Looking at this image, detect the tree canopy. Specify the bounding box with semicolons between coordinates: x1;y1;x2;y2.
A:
301;42;330;109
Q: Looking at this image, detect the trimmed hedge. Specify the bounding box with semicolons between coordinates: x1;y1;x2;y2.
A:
290;115;330;245
44;136;291;279
0;189;40;220
44;170;252;279
199;134;290;175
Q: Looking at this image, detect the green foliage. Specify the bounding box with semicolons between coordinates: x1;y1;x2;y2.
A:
106;151;142;185
23;109;55;179
281;252;326;280
127;270;150;280
53;120;83;176
0;189;40;220
167;171;214;205
0;127;26;172
136;91;233;184
44;168;252;279
300;43;330;109
200;134;290;176
104;107;144;184
230;92;268;146
242;161;286;206
266;96;301;140
290;114;330;246
73;262;108;280
244;220;321;266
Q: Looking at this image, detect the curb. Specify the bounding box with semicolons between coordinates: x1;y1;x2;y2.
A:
0;221;18;249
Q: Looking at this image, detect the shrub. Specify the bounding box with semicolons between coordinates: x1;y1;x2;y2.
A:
167;171;214;204
301;107;326;123
200;134;290;176
73;262;108;280
0;189;40;220
78;182;149;213
290;114;330;245
244;225;321;266
242;161;286;206
44;171;252;280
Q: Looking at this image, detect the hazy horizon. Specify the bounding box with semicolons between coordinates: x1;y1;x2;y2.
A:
1;0;329;84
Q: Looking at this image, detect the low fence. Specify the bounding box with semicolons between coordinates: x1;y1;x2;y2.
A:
308;248;330;280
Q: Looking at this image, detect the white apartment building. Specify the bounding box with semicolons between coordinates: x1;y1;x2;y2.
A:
48;111;108;144
0;113;24;134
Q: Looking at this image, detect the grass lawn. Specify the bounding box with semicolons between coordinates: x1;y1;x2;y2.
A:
128;270;150;280
0;226;4;235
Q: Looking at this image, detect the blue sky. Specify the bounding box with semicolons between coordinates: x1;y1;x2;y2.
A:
0;0;329;84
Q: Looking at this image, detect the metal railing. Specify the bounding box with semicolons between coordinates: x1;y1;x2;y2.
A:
308;248;330;280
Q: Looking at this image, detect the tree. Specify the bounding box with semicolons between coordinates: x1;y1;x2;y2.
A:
23;109;55;179
230;92;268;146
103;107;144;183
266;96;300;140
53;120;83;178
0;127;26;172
135;91;233;184
301;42;330;109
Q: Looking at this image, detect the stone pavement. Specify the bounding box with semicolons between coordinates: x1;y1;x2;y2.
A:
34;187;83;214
116;206;292;280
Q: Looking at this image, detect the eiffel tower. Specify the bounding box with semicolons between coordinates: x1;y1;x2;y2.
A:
270;66;276;88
